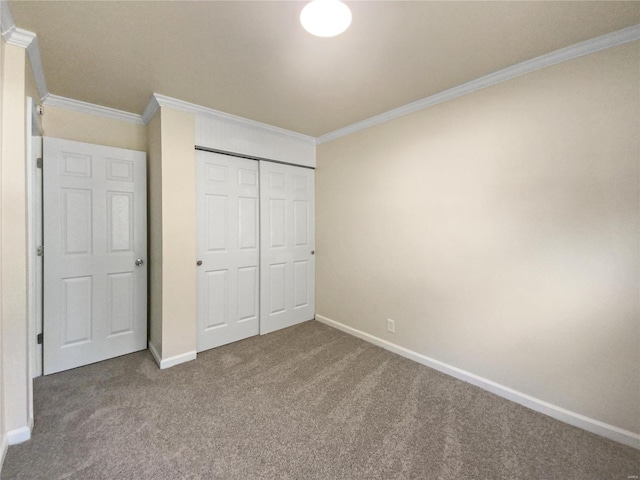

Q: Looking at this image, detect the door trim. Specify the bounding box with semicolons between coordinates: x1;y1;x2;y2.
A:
26;97;42;435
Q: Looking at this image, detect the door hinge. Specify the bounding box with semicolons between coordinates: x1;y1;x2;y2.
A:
36;157;43;169
37;333;43;345
37;245;43;256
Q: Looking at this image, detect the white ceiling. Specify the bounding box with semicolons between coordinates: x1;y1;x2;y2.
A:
9;1;640;137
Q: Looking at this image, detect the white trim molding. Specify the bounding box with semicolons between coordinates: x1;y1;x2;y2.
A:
147;92;316;166
1;0;48;102
141;94;160;124
315;314;640;450
317;24;640;144
159;350;197;370
149;341;197;370
26;35;48;101
0;434;9;478
143;93;316;145
43;94;145;125
0;0;15;37
2;26;34;49
3;0;638;143
7;426;31;445
0;433;7;475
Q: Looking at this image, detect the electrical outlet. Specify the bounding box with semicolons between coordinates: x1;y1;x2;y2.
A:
387;318;395;333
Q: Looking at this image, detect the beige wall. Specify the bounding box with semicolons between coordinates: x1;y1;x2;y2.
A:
42;105;147;152
159;107;197;359
147;112;163;355
0;43;29;437
146;107;197;362
316;42;640;433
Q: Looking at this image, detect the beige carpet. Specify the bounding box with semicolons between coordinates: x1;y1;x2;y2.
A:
3;320;639;479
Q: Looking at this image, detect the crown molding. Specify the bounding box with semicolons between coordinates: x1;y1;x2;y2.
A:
1;0;49;102
3;0;637;146
317;24;640;145
5;26;49;103
141;94;160;124
25;36;48;101
3;26;34;48
143;93;316;145
0;0;14;36
43;94;145;125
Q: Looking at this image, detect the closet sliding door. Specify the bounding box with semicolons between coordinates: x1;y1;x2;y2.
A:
196;151;315;351
259;162;315;334
196;150;260;352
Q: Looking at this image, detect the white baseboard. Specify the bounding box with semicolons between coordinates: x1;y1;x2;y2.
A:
148;341;196;370
315;314;640;450
7;426;31;445
0;432;8;476
0;425;32;474
159;350;197;369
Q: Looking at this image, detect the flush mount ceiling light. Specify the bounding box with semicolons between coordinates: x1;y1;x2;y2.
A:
300;0;352;38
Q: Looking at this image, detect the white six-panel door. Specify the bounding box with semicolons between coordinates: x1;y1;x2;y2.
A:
196;151;260;352
43;138;147;375
260;162;315;334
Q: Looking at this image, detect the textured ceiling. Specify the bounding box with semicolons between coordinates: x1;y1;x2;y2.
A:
9;1;640;137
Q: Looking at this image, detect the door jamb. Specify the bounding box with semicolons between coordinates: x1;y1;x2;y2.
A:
26;97;43;428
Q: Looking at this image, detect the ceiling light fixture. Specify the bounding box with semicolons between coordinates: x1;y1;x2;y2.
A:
300;0;352;38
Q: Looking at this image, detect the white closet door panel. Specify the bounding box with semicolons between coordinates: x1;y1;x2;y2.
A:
237;266;259;322
260;162;315;334
43;137;147;375
196;151;259;352
204;269;230;329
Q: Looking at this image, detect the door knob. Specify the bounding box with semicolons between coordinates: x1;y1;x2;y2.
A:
197;260;203;266
135;258;144;266
311;250;315;255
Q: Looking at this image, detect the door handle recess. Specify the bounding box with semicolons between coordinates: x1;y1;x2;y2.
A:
135;258;144;267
